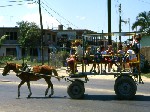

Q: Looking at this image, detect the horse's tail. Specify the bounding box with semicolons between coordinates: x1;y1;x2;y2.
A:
52;69;60;81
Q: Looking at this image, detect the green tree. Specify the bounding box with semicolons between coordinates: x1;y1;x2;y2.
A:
17;21;41;61
17;21;41;47
132;11;150;35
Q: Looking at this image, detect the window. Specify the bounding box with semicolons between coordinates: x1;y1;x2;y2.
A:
5;32;18;40
52;35;56;42
6;48;16;56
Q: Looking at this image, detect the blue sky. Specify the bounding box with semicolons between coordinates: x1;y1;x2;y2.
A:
0;0;150;41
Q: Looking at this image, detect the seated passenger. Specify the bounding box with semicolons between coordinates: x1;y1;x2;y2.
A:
100;46;107;62
84;47;93;65
117;44;125;62
90;47;101;73
66;55;77;74
125;45;137;72
100;46;107;73
67;40;82;74
106;45;114;72
75;41;83;62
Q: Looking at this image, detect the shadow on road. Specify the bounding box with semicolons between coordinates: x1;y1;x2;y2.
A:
26;96;68;99
25;95;150;101
83;94;150;101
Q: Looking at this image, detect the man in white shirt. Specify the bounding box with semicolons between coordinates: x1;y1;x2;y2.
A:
75;44;83;61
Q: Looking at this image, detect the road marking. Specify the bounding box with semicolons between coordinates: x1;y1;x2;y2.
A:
1;80;150;96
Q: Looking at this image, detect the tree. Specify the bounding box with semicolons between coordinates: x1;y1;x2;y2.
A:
17;21;41;48
132;11;150;35
17;21;41;61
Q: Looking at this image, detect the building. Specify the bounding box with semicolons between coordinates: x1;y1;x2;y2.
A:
0;27;20;58
0;25;111;60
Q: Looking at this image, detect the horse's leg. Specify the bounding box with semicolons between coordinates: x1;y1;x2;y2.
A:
18;80;25;98
48;80;54;97
44;78;50;97
26;81;32;98
45;78;54;97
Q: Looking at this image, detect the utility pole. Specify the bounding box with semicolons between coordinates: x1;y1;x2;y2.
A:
108;0;112;45
38;0;44;64
119;4;121;44
128;18;130;39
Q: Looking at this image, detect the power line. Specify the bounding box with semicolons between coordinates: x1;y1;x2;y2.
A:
1;0;78;29
0;0;35;7
41;1;78;29
9;0;34;2
137;0;150;4
34;1;66;28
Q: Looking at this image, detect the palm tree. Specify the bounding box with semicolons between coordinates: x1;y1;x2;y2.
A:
132;11;150;35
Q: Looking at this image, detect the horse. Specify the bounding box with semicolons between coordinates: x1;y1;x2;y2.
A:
2;62;61;98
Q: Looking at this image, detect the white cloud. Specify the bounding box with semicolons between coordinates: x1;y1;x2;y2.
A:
22;13;60;29
76;16;86;20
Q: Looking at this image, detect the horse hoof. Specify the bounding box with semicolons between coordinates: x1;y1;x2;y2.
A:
48;95;52;98
28;94;32;98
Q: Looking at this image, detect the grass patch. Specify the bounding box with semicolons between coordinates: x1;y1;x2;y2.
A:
142;73;150;78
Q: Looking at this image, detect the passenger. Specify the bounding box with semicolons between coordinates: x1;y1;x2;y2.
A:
106;45;114;55
67;40;82;74
75;41;83;62
125;45;137;72
90;47;101;73
100;46;107;73
84;47;93;65
106;45;114;72
130;34;142;73
117;44;125;71
66;54;77;74
132;34;141;59
117;44;124;55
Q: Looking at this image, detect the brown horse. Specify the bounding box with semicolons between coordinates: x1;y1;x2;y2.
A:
2;62;60;98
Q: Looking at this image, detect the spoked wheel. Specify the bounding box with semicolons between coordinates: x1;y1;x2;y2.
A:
67;81;85;99
114;76;137;100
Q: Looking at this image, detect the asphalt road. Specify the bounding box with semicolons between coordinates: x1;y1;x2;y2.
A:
0;72;150;112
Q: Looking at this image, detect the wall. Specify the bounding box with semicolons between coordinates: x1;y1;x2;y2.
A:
140;36;150;47
141;47;150;62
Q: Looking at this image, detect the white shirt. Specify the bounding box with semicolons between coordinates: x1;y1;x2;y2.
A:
76;45;83;56
127;49;136;60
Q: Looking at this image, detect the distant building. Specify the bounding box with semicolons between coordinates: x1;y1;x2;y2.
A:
0;25;113;60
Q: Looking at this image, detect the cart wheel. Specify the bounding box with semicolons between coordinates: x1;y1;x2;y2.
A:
67;81;85;99
114;76;137;100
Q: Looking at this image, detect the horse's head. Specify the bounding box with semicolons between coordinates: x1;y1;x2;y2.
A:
2;62;21;76
2;63;10;76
